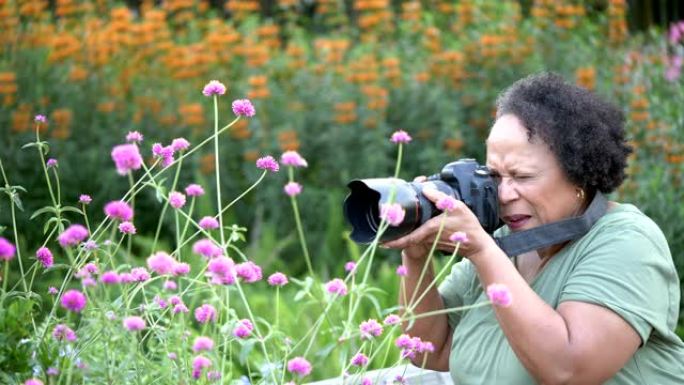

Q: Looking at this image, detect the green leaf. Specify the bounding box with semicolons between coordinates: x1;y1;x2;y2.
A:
238;339;256;365
30;206;57;220
60;206;84;216
12;194;24;211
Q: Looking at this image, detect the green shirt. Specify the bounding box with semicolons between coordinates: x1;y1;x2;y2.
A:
438;203;684;384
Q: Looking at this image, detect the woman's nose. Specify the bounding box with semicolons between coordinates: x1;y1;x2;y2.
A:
498;178;519;203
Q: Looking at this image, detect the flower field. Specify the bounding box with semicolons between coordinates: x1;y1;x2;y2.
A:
0;0;683;384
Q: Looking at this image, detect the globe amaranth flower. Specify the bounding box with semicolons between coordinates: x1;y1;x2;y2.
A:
267;272;288;286
232;99;256;117
34;114;47;123
171;137;190;152
280;150;308;167
0;237;16;261
207;255;237;285
486;283;513;307
192;239;222;259
119;221;136;235
351;353;369;367
325;278;348;296
449;231;468;243
344;261;357;273
57;224;89;248
111;143;143;175
284;182;302;197
36;247;53;268
52;324;77;342
193;336;215;352
24;379;43;385
130;267;151;282
151;143;175;167
78;194;92;204
46;158;58;168
47;367;59;376
390;130;412;144
147;251;177;275
235;261;262;283
60;289;87;313
185;183;205;197
202;80;226;97
126;131;143;143
380;203;405;226
173;262;191;276
168;191;186;209
436;196;459;212
192;355;212;379
287;356;312;377
48;286;58;295
100;271;120;285
123;316;146;331
164;280;177;290
359;319;383;339
104;200;133;221
233;319;254;339
396;264;408;276
199;216;219;230
383;314;401;325
194;304;217;324
256;155;279;172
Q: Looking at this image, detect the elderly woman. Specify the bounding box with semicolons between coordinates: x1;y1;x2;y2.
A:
383;73;684;384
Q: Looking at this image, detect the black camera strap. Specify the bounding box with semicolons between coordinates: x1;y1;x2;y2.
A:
493;192;609;257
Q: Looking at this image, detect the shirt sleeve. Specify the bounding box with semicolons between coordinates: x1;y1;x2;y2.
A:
438;258;478;329
559;224;677;343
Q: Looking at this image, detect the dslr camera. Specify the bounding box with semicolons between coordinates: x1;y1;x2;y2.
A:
343;159;501;243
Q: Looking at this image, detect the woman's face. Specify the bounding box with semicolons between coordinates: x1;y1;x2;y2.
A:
486;114;582;232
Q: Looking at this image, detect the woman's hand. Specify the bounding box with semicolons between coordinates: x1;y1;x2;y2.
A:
382;187;496;261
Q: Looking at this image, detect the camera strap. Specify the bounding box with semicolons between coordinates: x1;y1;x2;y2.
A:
493;192;608;257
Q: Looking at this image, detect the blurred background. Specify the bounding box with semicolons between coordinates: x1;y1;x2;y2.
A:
0;0;682;331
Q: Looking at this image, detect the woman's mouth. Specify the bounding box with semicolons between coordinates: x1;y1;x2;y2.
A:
503;215;532;230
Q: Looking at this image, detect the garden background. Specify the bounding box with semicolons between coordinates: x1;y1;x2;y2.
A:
0;0;683;384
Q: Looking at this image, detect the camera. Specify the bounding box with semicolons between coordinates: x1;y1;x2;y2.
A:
343;159;501;243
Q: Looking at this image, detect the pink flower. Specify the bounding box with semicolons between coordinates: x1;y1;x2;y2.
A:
171;138;190;151
60;289;87;313
126;131;143;143
168;191;186;209
111;144;143;175
185;184;205;196
280;151;308;167
36;246;54;269
174;304;189;314
46;158;58;167
344;261;357;273
207;371;221;381
359;319;383;339
418;341;435;353
100;271;120;285
52;324;77;342
486;283;513;307
147;252;177;275
123;316;146;331
390;130;412;144
362;377;372;385
118;221;136;234
380;203;405;226
152;143;174;167
236;261;262;283
193;336;215;352
383;314;401;325
34;114;47;123
173;262;190;276
78;194;92;204
396;265;408;276
194;304;217;324
48;286;58;295
130;267;150;282
436;196;458;211
284;181;302;197
267;272;288;286
192;355;212;379
233;319;254;338
167;352;177;360
203;80;226;96
199;216;219;230
207;256;236;285
287;356;312;377
395;334;415;350
449;231;468;243
164;280;177;290
47;367;59;376
104;201;133;221
0;237;16;261
325;278;348;296
351;353;369;367
256;155;279;172
24;379;43;385
232;99;256;117
193;239;222;259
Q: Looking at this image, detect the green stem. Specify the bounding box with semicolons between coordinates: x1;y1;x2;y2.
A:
214;96;227;248
407;215;446;308
409;242;461;312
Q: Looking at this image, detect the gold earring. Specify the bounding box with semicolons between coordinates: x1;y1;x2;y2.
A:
576;189;585;201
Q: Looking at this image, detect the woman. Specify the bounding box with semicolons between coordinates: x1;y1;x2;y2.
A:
383;73;684;384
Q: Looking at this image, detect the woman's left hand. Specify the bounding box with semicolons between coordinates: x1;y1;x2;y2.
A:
382;187;496;259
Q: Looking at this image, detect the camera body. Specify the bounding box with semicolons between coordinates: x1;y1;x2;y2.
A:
343;159;501;243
